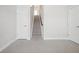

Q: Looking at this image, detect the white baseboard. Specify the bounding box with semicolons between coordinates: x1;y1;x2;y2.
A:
70;40;79;44
44;37;69;40
0;39;17;52
16;37;30;40
18;39;30;40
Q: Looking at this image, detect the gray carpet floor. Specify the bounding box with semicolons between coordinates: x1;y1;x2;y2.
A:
1;40;79;53
1;15;79;53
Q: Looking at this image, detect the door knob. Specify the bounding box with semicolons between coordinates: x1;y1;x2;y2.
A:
24;25;27;27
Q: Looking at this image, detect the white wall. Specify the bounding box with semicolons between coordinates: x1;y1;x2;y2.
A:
69;6;79;44
43;5;69;39
0;5;16;51
16;5;31;40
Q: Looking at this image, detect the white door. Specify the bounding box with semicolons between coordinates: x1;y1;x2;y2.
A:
16;5;30;40
69;6;79;43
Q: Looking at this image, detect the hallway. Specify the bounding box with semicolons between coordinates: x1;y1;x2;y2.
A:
32;15;42;40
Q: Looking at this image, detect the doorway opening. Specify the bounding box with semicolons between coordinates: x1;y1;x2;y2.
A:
32;5;43;40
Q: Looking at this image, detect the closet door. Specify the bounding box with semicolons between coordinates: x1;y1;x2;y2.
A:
69;6;79;43
17;5;30;40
